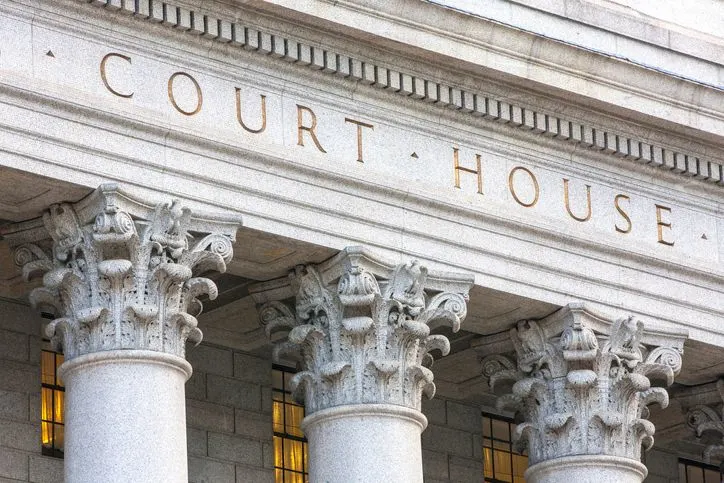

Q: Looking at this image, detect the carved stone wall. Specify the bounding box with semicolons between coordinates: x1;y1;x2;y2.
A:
253;247;474;414
4;184;241;360
484;304;685;466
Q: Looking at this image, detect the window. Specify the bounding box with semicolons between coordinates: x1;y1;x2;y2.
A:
678;459;721;483
41;345;65;458
272;366;308;482
483;413;527;483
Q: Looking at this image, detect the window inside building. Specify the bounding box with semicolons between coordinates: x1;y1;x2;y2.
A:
678;459;721;483
41;345;65;458
272;365;308;482
483;413;527;483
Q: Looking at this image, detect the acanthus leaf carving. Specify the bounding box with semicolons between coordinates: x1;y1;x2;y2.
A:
10;185;239;361
687;378;724;463
256;248;473;415
484;305;684;467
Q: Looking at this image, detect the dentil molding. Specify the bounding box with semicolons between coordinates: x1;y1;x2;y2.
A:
77;0;723;187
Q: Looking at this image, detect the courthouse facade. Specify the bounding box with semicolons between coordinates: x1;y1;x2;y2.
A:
0;0;722;482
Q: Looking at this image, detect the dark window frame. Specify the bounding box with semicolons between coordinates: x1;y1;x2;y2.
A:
482;411;527;483
272;364;308;482
678;458;721;483
41;346;65;458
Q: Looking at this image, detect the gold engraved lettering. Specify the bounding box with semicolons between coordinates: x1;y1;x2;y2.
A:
614;194;632;234
296;105;327;153
168;72;203;116
508;166;539;207
345;118;374;163
563;178;592;222
235;88;266;134
100;53;134;98
453;148;483;194
655;204;674;246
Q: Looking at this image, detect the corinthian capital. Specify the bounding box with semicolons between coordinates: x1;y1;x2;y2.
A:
687;379;724;463
4;184;241;360
253;247;473;414
484;303;685;465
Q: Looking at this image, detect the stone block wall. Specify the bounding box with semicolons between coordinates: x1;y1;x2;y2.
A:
0;298;275;483
0;299;62;483
185;344;274;483
0;298;681;483
644;448;680;483
420;397;484;483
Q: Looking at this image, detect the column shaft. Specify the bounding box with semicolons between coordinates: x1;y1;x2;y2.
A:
62;351;191;483
256;247;473;482
5;185;241;483
303;404;426;483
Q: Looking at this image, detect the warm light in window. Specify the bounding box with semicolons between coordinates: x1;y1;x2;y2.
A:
41;347;65;458
482;414;527;483
272;367;308;482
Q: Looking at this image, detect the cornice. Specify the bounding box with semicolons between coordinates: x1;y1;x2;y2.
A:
73;0;723;188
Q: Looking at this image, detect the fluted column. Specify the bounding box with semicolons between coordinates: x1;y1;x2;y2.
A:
6;184;241;483
483;304;685;483
254;247;473;483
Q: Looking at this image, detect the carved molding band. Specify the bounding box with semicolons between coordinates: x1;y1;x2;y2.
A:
483;303;685;466
80;0;723;187
253;246;473;415
5;183;241;361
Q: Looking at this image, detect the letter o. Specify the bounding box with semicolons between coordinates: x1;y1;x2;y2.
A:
167;71;203;116
508;166;540;208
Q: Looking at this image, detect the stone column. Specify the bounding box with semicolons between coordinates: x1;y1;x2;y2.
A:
6;184;241;483
483;303;685;483
253;247;473;483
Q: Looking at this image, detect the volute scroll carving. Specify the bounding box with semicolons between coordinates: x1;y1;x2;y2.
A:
254;247;474;415
484;304;686;466
687;379;724;463
3;184;242;361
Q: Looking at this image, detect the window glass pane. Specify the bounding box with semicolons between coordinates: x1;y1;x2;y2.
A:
54;391;64;423
272;370;284;390
273;401;285;434
41;421;53;447
284;470;304;483
273;368;308;483
54;424;64;453
494;450;513;482
704;468;719;483
483;414;527;482
482;417;491;437
41;388;53;422
483;447;494;478
283;371;294;388
513;453;527;478
41;352;55;385
284;439;304;473
56;354;64;386
688;465;705;483
303;442;308;472
494;440;510;451
285;404;304;438
492;418;510;440
273;436;283;468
